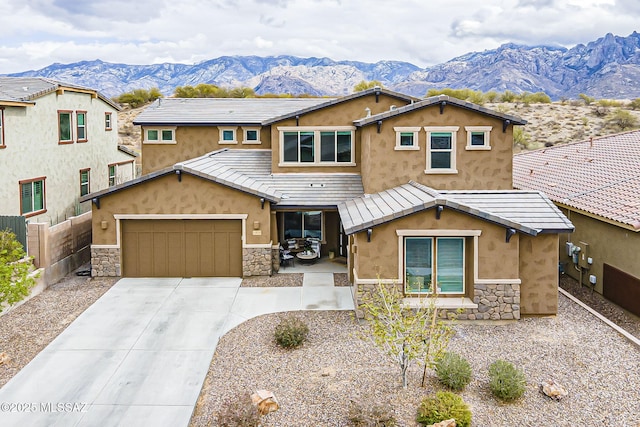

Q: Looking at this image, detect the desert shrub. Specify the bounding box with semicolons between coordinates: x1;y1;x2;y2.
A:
217;393;261;427
435;352;472;391
607;108;639;131
114;88;162;108
629;98;640;110
500;90;517;103
488;360;526;401
579;93;595;105
597;99;622;108
416;391;471;427
0;230;36;312
347;401;397;427
274;316;309;349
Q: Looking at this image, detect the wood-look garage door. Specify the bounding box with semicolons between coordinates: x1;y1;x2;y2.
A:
122;219;242;277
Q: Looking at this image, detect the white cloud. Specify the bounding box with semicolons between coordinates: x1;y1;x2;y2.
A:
0;0;638;74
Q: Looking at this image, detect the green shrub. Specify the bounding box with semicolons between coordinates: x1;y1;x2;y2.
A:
416;391;471;427
347;401;397;426
488;360;526;401
0;229;36;312
435;352;472;391
217;393;261;427
274;316;309;349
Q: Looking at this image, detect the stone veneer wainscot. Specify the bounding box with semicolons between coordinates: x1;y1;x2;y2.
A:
243;247;272;277
91;247;121;277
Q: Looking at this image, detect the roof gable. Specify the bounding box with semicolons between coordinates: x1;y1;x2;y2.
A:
353;94;526;127
338;181;573;235
513;130;640;230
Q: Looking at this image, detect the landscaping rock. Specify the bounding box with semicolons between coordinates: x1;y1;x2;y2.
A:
427;419;456;427
0;352;10;365
251;389;279;415
540;379;568;401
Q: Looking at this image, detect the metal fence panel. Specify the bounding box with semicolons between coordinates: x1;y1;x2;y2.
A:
0;216;27;250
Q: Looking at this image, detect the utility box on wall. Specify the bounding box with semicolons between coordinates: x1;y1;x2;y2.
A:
578;241;590;269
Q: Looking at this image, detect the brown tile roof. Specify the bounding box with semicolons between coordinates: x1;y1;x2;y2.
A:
513;130;640;230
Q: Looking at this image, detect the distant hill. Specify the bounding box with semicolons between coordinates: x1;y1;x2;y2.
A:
6;32;640;99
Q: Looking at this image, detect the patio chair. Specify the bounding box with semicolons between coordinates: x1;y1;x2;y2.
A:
280;248;294;268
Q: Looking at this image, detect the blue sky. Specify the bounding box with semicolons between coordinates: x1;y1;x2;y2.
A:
1;0;638;74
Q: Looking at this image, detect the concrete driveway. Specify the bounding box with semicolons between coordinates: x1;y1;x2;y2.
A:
0;274;353;427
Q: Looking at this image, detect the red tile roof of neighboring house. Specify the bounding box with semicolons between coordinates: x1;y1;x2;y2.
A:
513;130;640;230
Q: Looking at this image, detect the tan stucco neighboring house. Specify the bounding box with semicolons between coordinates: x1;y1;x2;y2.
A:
0;77;137;225
514;130;640;316
82;88;573;320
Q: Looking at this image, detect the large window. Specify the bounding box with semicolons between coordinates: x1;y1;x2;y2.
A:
20;178;46;216
405;237;464;295
283;211;322;239
76;111;87;142
424;126;458;173
58;110;73;144
279;127;355;165
80;169;90;196
0;108;4;148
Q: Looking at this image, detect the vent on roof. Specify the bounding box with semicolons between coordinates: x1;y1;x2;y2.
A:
309;183;325;188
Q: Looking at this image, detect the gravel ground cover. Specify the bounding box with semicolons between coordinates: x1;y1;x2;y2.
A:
241;273;303;287
191;294;640;426
0;274;117;388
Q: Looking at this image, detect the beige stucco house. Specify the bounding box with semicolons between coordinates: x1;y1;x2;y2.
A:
0;77;136;225
83;88;573;320
514;130;640;317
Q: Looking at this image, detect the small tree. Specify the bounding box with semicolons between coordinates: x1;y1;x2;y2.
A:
608;108;638;131
354;80;383;92
360;282;455;388
0;230;36;312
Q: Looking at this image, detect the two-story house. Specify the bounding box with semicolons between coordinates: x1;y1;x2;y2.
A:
83;88;573;320
0;77;137;225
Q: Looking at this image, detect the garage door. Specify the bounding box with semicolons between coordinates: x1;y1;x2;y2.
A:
121;219;242;277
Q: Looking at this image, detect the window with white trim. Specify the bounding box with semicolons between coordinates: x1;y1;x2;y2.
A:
465;126;492;150
394;127;420;150
76;111;87;142
405;236;465;295
20;177;46;215
80;169;90;196
105;112;112;130
219;127;238;144
108;164;116;187
143;127;176;144
242;128;261;144
279;126;355;165
424;126;458;173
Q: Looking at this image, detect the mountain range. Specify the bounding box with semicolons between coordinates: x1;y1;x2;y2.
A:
5;32;640;100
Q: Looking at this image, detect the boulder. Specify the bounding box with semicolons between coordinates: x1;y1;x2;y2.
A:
251;389;279;415
427;419;456;427
540;379;568;401
0;352;10;365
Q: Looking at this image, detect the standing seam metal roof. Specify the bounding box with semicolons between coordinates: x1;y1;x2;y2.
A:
338;181;573;235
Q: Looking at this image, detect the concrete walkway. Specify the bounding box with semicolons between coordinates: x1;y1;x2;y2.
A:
0;274;353;427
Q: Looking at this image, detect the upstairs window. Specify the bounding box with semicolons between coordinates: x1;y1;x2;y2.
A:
283;211;322;240
58;111;73;144
424;126;458;174
80;169;90;196
20;177;46;216
105;112;112;130
108;165;116;186
465;126;492;150
219;127;238;144
0;108;4;148
279;127;355;166
242;128;261;144
394;127;420;150
76;111;87;142
143;127;176;144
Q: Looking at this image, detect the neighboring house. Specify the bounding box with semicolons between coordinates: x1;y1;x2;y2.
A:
514;130;640;316
83;88;573;320
0;77;137;225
